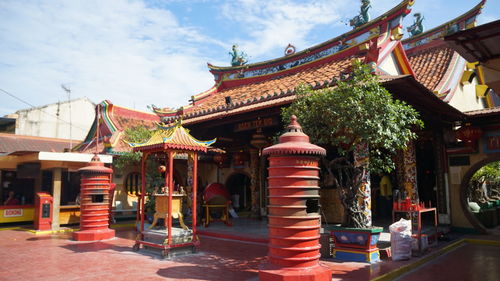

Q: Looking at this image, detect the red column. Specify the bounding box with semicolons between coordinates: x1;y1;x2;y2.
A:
192;152;198;242
73;155;115;241
259;115;331;281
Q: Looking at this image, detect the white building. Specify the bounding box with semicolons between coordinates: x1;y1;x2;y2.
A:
14;97;95;141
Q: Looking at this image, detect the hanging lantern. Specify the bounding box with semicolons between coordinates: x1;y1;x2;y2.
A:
233;151;246;166
213;153;228;168
456;124;482;146
250;128;269;150
158;165;167;173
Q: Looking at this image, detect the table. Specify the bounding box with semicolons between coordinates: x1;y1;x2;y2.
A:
202;202;232;227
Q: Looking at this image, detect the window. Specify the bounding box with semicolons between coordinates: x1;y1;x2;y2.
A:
125;172;141;196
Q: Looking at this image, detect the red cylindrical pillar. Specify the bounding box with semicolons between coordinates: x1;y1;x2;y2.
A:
259;115;331;281
73;155;115;241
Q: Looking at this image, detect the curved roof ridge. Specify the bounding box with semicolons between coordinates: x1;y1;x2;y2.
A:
402;0;486;51
208;0;414;72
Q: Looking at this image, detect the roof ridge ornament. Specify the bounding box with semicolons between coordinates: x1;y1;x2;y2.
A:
284;44;296;56
407;12;424;37
229;44;248;66
350;0;371;29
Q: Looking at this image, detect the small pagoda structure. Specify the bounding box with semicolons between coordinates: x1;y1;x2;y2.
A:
128;121;215;258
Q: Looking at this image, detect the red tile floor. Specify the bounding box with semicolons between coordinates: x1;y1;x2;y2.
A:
393;242;500;281
0;223;499;281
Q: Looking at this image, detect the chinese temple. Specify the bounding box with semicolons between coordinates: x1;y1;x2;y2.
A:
74;100;160;218
148;0;498;234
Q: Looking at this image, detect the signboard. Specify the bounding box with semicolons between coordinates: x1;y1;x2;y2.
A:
3;208;23;218
484;131;500;153
234;117;277;132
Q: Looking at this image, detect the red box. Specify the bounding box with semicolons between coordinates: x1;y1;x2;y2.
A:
34;192;53;231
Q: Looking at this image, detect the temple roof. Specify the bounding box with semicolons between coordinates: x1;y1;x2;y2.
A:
402;0;485;100
407;44;459;95
128;121;215;153
154;0;415;122
153;0;486;125
74;100;159;154
181;55;358;124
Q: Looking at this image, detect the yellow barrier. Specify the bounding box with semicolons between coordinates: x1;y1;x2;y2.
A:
0;206;35;223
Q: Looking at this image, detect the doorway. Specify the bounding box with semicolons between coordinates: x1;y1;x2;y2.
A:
225;173;251;212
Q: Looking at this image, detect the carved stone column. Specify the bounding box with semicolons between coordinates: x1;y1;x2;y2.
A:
403;141;419;203
250;148;260;216
354;142;372;227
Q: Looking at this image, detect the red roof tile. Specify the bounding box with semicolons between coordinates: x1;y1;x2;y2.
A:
182;56;358;122
75;101;159;154
407;44;456;92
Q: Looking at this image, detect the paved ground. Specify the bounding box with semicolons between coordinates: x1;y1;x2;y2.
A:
394;242;500;281
0;222;499;281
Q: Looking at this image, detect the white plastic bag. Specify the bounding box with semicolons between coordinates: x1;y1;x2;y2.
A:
389;218;412;261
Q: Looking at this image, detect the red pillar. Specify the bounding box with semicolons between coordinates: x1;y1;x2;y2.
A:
73;155;115;241
259;115;331;281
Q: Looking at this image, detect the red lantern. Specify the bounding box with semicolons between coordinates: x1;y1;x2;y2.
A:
456;124;482;145
213;154;228;168
158;165;167;173
233;151;246;166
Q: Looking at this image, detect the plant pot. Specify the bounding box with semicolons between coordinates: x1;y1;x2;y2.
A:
329;225;383;263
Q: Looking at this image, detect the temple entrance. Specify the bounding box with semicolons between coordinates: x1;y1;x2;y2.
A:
416;139;437;208
225;173;251;213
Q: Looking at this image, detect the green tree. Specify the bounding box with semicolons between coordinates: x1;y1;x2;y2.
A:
114;125;153;170
282;60;423;228
114;125;163;214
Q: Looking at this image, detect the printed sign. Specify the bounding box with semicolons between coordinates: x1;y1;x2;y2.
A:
235;117;277;132
4;208;23;218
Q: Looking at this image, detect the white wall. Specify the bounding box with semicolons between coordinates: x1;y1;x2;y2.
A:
448;76;486;112
15;97;95;141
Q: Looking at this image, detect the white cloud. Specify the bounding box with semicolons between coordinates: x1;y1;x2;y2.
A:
220;0;351;58
0;0;221;115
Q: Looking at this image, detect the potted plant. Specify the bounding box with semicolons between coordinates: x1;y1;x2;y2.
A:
283;60;423;262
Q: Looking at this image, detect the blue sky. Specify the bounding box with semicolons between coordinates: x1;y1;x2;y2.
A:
1;0;499;117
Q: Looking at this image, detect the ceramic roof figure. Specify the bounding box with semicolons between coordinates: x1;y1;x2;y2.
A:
407;13;424;37
350;0;371;29
229;44;248;67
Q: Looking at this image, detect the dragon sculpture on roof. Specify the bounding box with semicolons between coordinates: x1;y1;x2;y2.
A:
350;0;371;28
407;12;425;37
229;44;248;67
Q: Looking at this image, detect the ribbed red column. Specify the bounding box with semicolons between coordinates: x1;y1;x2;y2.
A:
73;155;115;241
259;115;331;281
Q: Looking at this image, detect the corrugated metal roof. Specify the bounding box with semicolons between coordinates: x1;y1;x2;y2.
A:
0;133;74;155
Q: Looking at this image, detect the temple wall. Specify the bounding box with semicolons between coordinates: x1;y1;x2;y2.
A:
448;77;485;112
198;162;218;187
112;166;140;209
378;53;402;75
447;137;494;230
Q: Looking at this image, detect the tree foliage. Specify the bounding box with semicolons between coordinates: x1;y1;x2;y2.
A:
282;60;423;174
282;60;423;228
114;125;164;214
470;161;500;190
114;125;153;170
